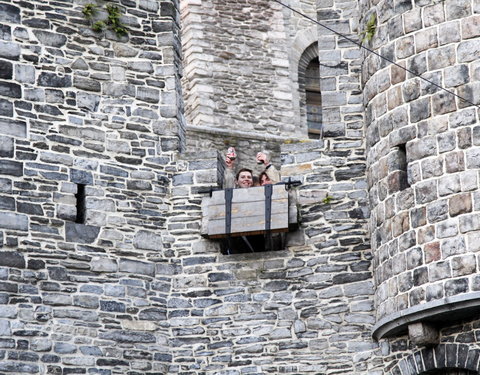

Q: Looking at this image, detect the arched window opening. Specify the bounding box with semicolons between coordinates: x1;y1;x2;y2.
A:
305;57;322;139
298;43;322;139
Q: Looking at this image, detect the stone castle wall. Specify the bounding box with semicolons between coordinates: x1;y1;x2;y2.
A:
5;0;480;373
167;140;378;374
181;0;298;137
361;0;480;357
0;0;183;373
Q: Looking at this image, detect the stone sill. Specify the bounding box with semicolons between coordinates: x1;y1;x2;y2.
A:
372;292;480;340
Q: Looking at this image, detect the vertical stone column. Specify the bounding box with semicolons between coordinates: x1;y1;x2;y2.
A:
362;0;480;339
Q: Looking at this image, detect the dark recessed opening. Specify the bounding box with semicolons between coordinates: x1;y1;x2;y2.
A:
305;57;322;139
75;184;86;224
220;233;286;255
397;143;409;190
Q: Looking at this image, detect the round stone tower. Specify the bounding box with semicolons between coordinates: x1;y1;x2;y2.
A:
362;0;480;344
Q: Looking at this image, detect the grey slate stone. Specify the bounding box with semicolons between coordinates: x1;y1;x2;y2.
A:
65;222;100;244
33;30;67;47
0;3;20;23
0;60;12;79
0;136;13;158
0;41;20;59
0;212;28;231
0;81;21;98
38;72;71;88
77;92;100;111
99;330;156;343
70;169;93;184
119;259;155;276
133;230;163;251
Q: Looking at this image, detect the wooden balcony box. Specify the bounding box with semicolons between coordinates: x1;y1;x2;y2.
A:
201;184;298;239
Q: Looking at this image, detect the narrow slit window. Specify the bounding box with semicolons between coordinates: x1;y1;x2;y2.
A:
397;144;409;190
75;184;86;224
305;57;322;139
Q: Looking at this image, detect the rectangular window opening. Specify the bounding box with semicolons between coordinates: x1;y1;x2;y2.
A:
220;233;286;255
397;143;409;190
75;184;86;224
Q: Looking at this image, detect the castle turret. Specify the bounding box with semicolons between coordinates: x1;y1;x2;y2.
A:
362;0;480;361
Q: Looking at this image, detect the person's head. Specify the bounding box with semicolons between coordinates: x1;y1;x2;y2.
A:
236;168;253;188
252;176;260;187
259;171;272;186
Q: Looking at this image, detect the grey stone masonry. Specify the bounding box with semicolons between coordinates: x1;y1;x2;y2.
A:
181;0;297;136
0;0;183;373
166;139;378;374
7;0;480;373
360;0;480;369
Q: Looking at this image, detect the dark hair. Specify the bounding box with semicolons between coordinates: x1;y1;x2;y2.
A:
236;168;253;180
259;171;269;181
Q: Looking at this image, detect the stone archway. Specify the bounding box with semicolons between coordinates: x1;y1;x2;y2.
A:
389;344;480;375
422;370;478;375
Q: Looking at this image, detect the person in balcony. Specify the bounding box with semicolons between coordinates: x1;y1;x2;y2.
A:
256;151;280;184
259;171;272;186
223;147;254;189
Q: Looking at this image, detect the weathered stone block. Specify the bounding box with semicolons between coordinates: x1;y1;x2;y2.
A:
54;342;77;354
415;180;437;204
449;193;472;216
0;3;20;23
0;60;12;80
0;136;13;158
73;76;101;92
77;92;100;111
409;97;431;123
437;219;458;238
133;230;163;251
65;222;100;244
33;30;67;47
103;82;135;97
119;259;154;276
446;0;472;20
43;293;72;306
462;15;480;39
0;81;21;98
445;278;469;296
70;169;93;185
73;295;99;309
0;41;20;60
99;330;156;343
451;254;476;276
31;339;52;352
442;237;466;258
0;212;27;231
91;257;117;273
100;300;125;312
0;362;39;373
408;322;439;346
139;308;166;321
38;72;71;88
445;151;465;173
428;261;451;282
18;201;43;216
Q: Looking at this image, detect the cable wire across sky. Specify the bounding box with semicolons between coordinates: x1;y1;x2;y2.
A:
272;0;480;110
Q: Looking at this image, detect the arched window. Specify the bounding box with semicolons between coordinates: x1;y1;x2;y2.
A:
298;43;322;139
